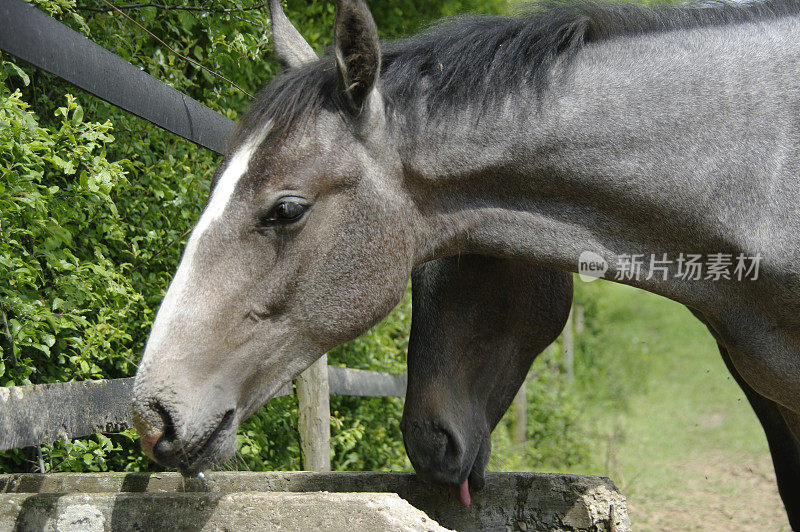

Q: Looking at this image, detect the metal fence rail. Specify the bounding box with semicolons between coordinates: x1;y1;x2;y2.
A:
0;0;234;154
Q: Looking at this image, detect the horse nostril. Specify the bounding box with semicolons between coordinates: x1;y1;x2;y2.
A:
151;400;176;434
150;401;180;462
439;426;463;470
152;435;174;462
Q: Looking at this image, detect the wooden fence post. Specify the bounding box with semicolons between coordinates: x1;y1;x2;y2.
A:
563;306;574;382
295;354;331;471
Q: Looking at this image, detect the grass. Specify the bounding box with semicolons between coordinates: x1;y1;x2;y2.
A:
571;280;766;480
528;280;786;529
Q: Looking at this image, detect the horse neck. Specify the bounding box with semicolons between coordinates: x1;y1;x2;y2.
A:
394;19;800;310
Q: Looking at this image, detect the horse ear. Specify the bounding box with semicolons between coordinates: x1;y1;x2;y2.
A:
269;0;317;68
334;0;381;113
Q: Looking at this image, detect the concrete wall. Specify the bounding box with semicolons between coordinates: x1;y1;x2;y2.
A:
0;471;630;531
1;492;447;532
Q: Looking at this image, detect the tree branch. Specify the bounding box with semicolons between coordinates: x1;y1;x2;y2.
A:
92;0;254;99
76;2;268;14
1;307;18;367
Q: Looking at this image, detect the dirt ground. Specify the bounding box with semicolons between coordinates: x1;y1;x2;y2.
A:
627;452;790;531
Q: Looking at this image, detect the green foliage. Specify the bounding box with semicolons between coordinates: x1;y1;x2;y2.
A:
490;349;593;473
231;396;303;472
0;78;138;386
327;285;412;472
572;279;652;408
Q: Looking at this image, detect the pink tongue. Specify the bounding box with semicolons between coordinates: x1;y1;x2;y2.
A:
457;478;471;506
444;479;471;506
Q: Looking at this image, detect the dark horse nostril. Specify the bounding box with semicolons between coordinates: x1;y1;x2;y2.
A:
439;426;463;470
151;401;180;462
152;435;176;462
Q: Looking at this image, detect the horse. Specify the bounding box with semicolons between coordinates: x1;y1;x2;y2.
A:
265;2;800;517
131;0;800;525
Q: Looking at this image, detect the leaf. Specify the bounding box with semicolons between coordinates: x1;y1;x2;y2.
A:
4;62;30;86
31;343;50;355
71;106;84;126
45;223;73;246
49;155;75;175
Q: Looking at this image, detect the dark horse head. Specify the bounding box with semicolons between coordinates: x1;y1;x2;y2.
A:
403;256;571;504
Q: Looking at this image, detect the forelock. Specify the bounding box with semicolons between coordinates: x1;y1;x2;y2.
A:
227;58;343;151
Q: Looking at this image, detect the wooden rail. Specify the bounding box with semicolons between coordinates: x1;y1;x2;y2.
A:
0;365;407;468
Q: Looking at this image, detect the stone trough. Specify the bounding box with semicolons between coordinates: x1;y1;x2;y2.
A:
0;471;630;531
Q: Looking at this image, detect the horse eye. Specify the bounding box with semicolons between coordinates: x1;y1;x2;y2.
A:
261;197;308;226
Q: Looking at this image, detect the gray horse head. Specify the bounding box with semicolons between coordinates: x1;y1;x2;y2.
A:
128;0;800;526
132;0;800;478
132;0;413;474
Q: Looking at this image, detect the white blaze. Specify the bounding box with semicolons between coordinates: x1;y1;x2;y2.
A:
142;124;272;360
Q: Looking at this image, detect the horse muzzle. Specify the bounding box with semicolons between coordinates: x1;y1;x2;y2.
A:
401;416;490;504
132;392;237;476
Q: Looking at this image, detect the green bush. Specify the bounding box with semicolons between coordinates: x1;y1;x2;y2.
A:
489;278;657;473
572;279;652;409
489;348;593;473
0;76;133;386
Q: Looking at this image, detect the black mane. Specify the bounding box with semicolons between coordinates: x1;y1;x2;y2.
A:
232;0;800;146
